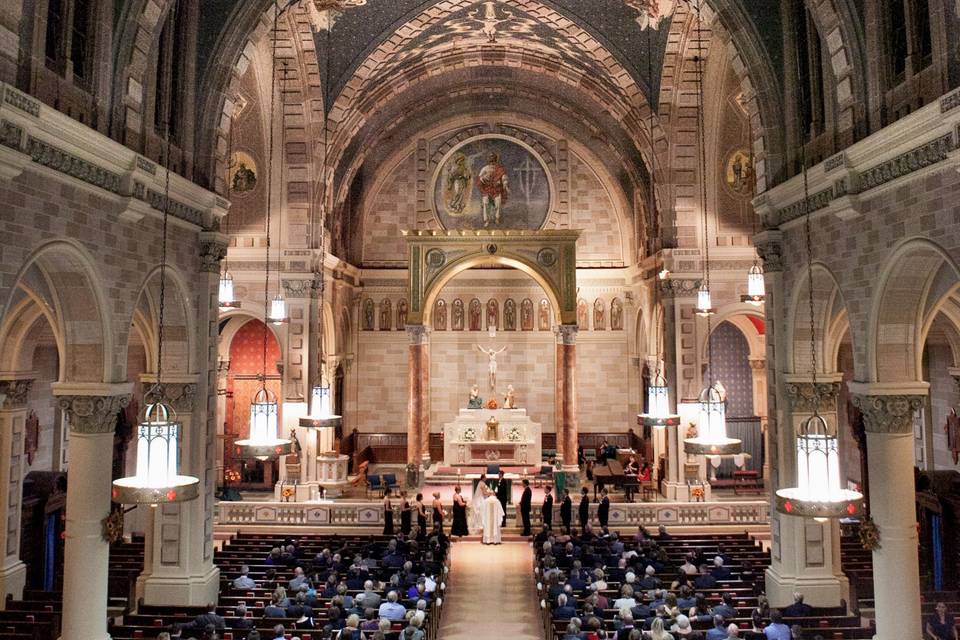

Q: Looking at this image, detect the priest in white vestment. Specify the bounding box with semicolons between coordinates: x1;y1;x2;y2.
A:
481;485;504;544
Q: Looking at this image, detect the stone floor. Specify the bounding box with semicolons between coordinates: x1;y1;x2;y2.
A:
436;541;544;640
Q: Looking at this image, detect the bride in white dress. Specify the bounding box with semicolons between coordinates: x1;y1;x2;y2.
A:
469;479;487;534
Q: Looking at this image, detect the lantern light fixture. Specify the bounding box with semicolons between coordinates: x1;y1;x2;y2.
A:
300;382;342;429
695;282;715;317
683;382;742;456
219;270;240;309
741;263;765;305
236;386;292;461
268;293;289;324
639;370;679;429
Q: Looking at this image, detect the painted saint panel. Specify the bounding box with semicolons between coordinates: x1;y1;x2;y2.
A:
433;137;551;230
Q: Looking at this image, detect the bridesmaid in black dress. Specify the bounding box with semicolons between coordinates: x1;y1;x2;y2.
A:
451;486;469;537
399;491;412;536
415;493;427;540
431;491;446;534
383;492;394;535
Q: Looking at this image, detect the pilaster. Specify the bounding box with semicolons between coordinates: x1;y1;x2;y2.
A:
0;378;33;605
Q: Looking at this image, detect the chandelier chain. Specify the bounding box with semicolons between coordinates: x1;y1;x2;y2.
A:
155;120;172;394
694;0;715;386
317;24;332;387
645;8;662;381
261;0;280;389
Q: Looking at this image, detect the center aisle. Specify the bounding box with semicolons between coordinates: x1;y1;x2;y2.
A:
436;541;544;640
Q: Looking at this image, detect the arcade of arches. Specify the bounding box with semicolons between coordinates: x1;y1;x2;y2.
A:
0;1;959;639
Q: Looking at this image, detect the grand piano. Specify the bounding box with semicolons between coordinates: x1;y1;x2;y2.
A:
593;458;628;500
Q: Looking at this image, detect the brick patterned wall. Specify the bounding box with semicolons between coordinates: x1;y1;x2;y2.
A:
355;333;409;433
361;153;419;265
569;153;624;265
576;335;633;432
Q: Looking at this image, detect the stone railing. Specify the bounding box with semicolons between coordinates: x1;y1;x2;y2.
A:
217;498;769;528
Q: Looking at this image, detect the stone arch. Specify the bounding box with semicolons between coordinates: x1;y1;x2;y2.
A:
867;238;960;384
0;294;63;376
125;265;197;377
787;262;849;375
1;240;114;384
701;304;765;362
217;309;286;370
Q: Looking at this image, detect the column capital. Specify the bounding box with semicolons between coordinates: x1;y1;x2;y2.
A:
754;230;784;273
850;393;924;434
784;378;842;413
198;231;229;273
406;325;430;345
0;378;34;410
748;358;766;371
556;324;578;345
57;394;130;434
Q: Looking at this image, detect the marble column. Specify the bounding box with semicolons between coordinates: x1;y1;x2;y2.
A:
0;378;33;605
850;387;926;640
748;358;769;482
407;325;429;467
53;385;132;640
556;325;579;481
765;377;849;608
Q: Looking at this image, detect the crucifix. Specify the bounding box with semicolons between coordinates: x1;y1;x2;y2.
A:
476;344;507;390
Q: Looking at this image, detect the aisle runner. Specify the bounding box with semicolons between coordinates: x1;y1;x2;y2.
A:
436;541;543;640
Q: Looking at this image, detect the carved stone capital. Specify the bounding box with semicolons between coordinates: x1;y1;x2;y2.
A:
146;383;196;414
658;279;701;298
198;232;229;273
0;379;34;410
748;358;766;371
557;324;578;345
58;394;131;434
406;324;430;345
785;381;840;413
851;394;924;434
755;239;783;273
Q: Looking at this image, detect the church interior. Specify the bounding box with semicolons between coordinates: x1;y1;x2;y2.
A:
0;0;959;638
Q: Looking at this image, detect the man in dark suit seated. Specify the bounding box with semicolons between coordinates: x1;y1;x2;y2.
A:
710;556;732;580
177;603;225;635
553;593;577;619
694;564;718;590
231;603;254;630
711;593;738;619
781;592;814;617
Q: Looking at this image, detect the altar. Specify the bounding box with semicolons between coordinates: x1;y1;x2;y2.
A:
442;408;541;466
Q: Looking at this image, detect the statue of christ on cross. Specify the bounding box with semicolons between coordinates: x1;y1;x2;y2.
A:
476;344;507;390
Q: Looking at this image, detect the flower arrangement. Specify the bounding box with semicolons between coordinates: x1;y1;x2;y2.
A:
486;398;499;409
690;485;705;501
224;469;241;484
507;426;522;442
281;486;295;502
859;516;881;551
462;427;477;442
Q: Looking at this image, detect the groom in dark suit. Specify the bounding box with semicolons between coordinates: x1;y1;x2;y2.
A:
496;470;510;526
542;485;554;530
519;479;532;535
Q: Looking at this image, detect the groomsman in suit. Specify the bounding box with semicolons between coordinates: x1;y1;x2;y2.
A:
560;489;573;534
519;479;533;536
496;470;510;526
578;486;590;531
597;488;610;529
542;485;554;530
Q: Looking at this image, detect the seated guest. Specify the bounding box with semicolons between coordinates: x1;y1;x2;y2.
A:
339;614;364;640
263;594;287;618
232;565;257;590
356;580;382;609
406;579;430;603
562;622;582;640
671;615;699;640
360;608;380;632
265;547;283;565
289;566;310;591
186;603;225;633
694;565;718;590
679;555;699;577
763;611;792;640
613;584;638;611
677;585;696;609
379;590;408;621
648;618;674;640
231;603;253;630
590;568;608;592
688;593;712;622
726;624;740;640
640;565;661;590
656;524;672;540
710;556;731;580
271;625;286;640
751;595;771;631
782;592;814;617
336;583;355;610
286;592;314;619
617;612;637;640
591;586;609;611
400;616;426;640
705;615;728;640
247;632;261;640
926;602;959;640
554;593;577;619
711;593;738;619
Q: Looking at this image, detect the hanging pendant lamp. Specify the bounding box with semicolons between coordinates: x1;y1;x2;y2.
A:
219;270;240;309
683;382;742;456
640;370;679;429
237;0;291;462
741;263;765;305
113;126;199;507
695;282;715;316
776;411;862;519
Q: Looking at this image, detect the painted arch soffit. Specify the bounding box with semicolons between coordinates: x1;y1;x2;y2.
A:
403;230;581;326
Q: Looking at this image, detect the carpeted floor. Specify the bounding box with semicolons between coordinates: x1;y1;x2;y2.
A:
436;541;544;640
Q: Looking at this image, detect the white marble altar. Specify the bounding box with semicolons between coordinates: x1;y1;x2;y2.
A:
442;408;541;466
